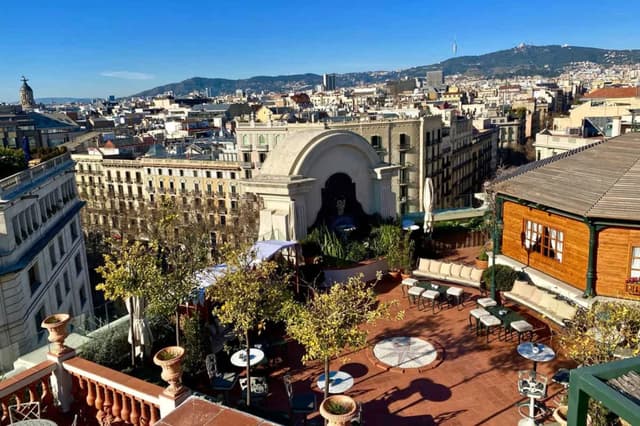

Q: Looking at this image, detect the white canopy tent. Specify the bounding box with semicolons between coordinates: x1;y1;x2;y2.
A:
193;240;300;301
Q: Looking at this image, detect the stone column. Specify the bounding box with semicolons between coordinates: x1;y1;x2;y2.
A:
42;313;75;412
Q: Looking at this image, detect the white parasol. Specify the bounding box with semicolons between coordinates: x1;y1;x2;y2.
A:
126;296;153;359
423;177;434;235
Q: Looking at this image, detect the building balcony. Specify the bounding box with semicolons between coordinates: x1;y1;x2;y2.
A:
398;143;411;151
256;144;269;152
239;144;253;151
240;162;253;169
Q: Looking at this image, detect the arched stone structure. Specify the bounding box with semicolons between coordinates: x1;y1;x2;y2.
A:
243;129;398;241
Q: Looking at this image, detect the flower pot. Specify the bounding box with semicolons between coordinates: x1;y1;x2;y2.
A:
388;270;401;280
319;395;358;426
552;405;568;426
153;346;186;395
41;313;71;355
400;272;411;280
475;258;489;269
553;405;592;426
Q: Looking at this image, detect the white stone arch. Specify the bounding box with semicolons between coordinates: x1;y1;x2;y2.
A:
245;130;398;240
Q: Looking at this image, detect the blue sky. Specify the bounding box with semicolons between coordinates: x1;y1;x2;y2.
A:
1;0;639;101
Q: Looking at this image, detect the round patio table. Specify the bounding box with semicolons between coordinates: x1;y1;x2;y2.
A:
317;370;354;394
517;342;555;372
11;420;58;426
230;348;265;367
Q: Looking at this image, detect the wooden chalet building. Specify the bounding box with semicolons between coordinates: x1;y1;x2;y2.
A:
491;132;640;306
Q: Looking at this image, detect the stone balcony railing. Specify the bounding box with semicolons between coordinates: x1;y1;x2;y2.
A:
0;360;57;424
0;314;188;426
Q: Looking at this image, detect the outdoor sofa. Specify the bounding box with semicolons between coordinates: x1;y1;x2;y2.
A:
503;280;578;327
412;258;484;289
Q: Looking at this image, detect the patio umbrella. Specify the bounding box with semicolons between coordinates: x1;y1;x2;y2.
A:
423;177;434;235
126;296;153;360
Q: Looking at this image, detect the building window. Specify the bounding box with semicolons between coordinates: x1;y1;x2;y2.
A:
79;287;87;307
523;220;564;262
58;235;65;256
245;170;252;179
259;153;267;163
75;253;83;275
217;171;223;178
168;169;173;176
70;220;79;241
206;171;211;178
180;170;184;177
371;135;382;150
29;263;41;295
55;282;63;307
630;247;640;278
49;244;57;268
230;172;236;179
220;215;226;225
63;271;70;293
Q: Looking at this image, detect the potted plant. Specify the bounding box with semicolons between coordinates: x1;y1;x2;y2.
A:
41;313;71;355
475;247;489;269
375;225;403;279
153;346;186;395
399;232;415;279
320;395;358;426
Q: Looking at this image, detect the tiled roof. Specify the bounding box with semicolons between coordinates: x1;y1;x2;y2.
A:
583;87;640;99
156;396;279;426
493;132;640;221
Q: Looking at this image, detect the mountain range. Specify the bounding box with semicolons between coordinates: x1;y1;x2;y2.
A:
132;44;640;98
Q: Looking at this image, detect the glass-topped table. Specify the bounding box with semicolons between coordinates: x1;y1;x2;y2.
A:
517;342;555;372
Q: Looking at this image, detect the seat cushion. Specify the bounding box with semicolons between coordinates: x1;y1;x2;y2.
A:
539;292;559;314
447;287;463;297
480;315;501;327
417;258;431;271
450;263;463;278
470;308;489;318
439;262;452;276
510;320;533;332
512;280;535;300
529;288;545;306
429;260;442;273
421;289;439;299
408;286;425;296
470;268;483;283
460;266;473;279
555;302;578;322
477;297;497;308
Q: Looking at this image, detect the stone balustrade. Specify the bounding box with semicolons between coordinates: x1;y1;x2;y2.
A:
0;360;57;425
64;357;163;426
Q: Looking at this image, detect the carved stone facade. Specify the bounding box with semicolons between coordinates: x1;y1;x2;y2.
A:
19;76;36;110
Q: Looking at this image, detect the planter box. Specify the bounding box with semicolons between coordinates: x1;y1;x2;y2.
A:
323;258;388;285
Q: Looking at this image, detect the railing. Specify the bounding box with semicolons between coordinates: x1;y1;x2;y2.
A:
64;357;162;426
0;152;72;198
0;360;57;425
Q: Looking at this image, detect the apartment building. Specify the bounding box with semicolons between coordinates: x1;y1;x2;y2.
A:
236;115;446;213
0;152;92;371
73;152;250;247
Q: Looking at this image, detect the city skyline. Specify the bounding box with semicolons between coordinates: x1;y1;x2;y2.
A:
2;0;640;101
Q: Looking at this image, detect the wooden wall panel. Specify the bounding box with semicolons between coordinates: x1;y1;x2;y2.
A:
501;201;589;290
596;228;640;301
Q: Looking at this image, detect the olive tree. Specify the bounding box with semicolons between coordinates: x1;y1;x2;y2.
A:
284;273;402;399
206;244;293;406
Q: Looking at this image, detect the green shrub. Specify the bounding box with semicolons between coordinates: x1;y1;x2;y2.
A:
0;148;27;179
181;314;209;375
477;247;489;261
481;265;519;292
79;323;130;370
372;224;403;269
306;226;345;262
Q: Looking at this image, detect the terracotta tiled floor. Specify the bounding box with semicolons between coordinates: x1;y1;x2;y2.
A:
237;255;576;425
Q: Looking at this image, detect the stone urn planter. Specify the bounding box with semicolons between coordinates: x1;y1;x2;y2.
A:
319;395;358;426
41;313;71;355
553;405;592;426
153;346;186;395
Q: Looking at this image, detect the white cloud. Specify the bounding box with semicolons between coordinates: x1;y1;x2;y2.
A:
100;71;155;80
